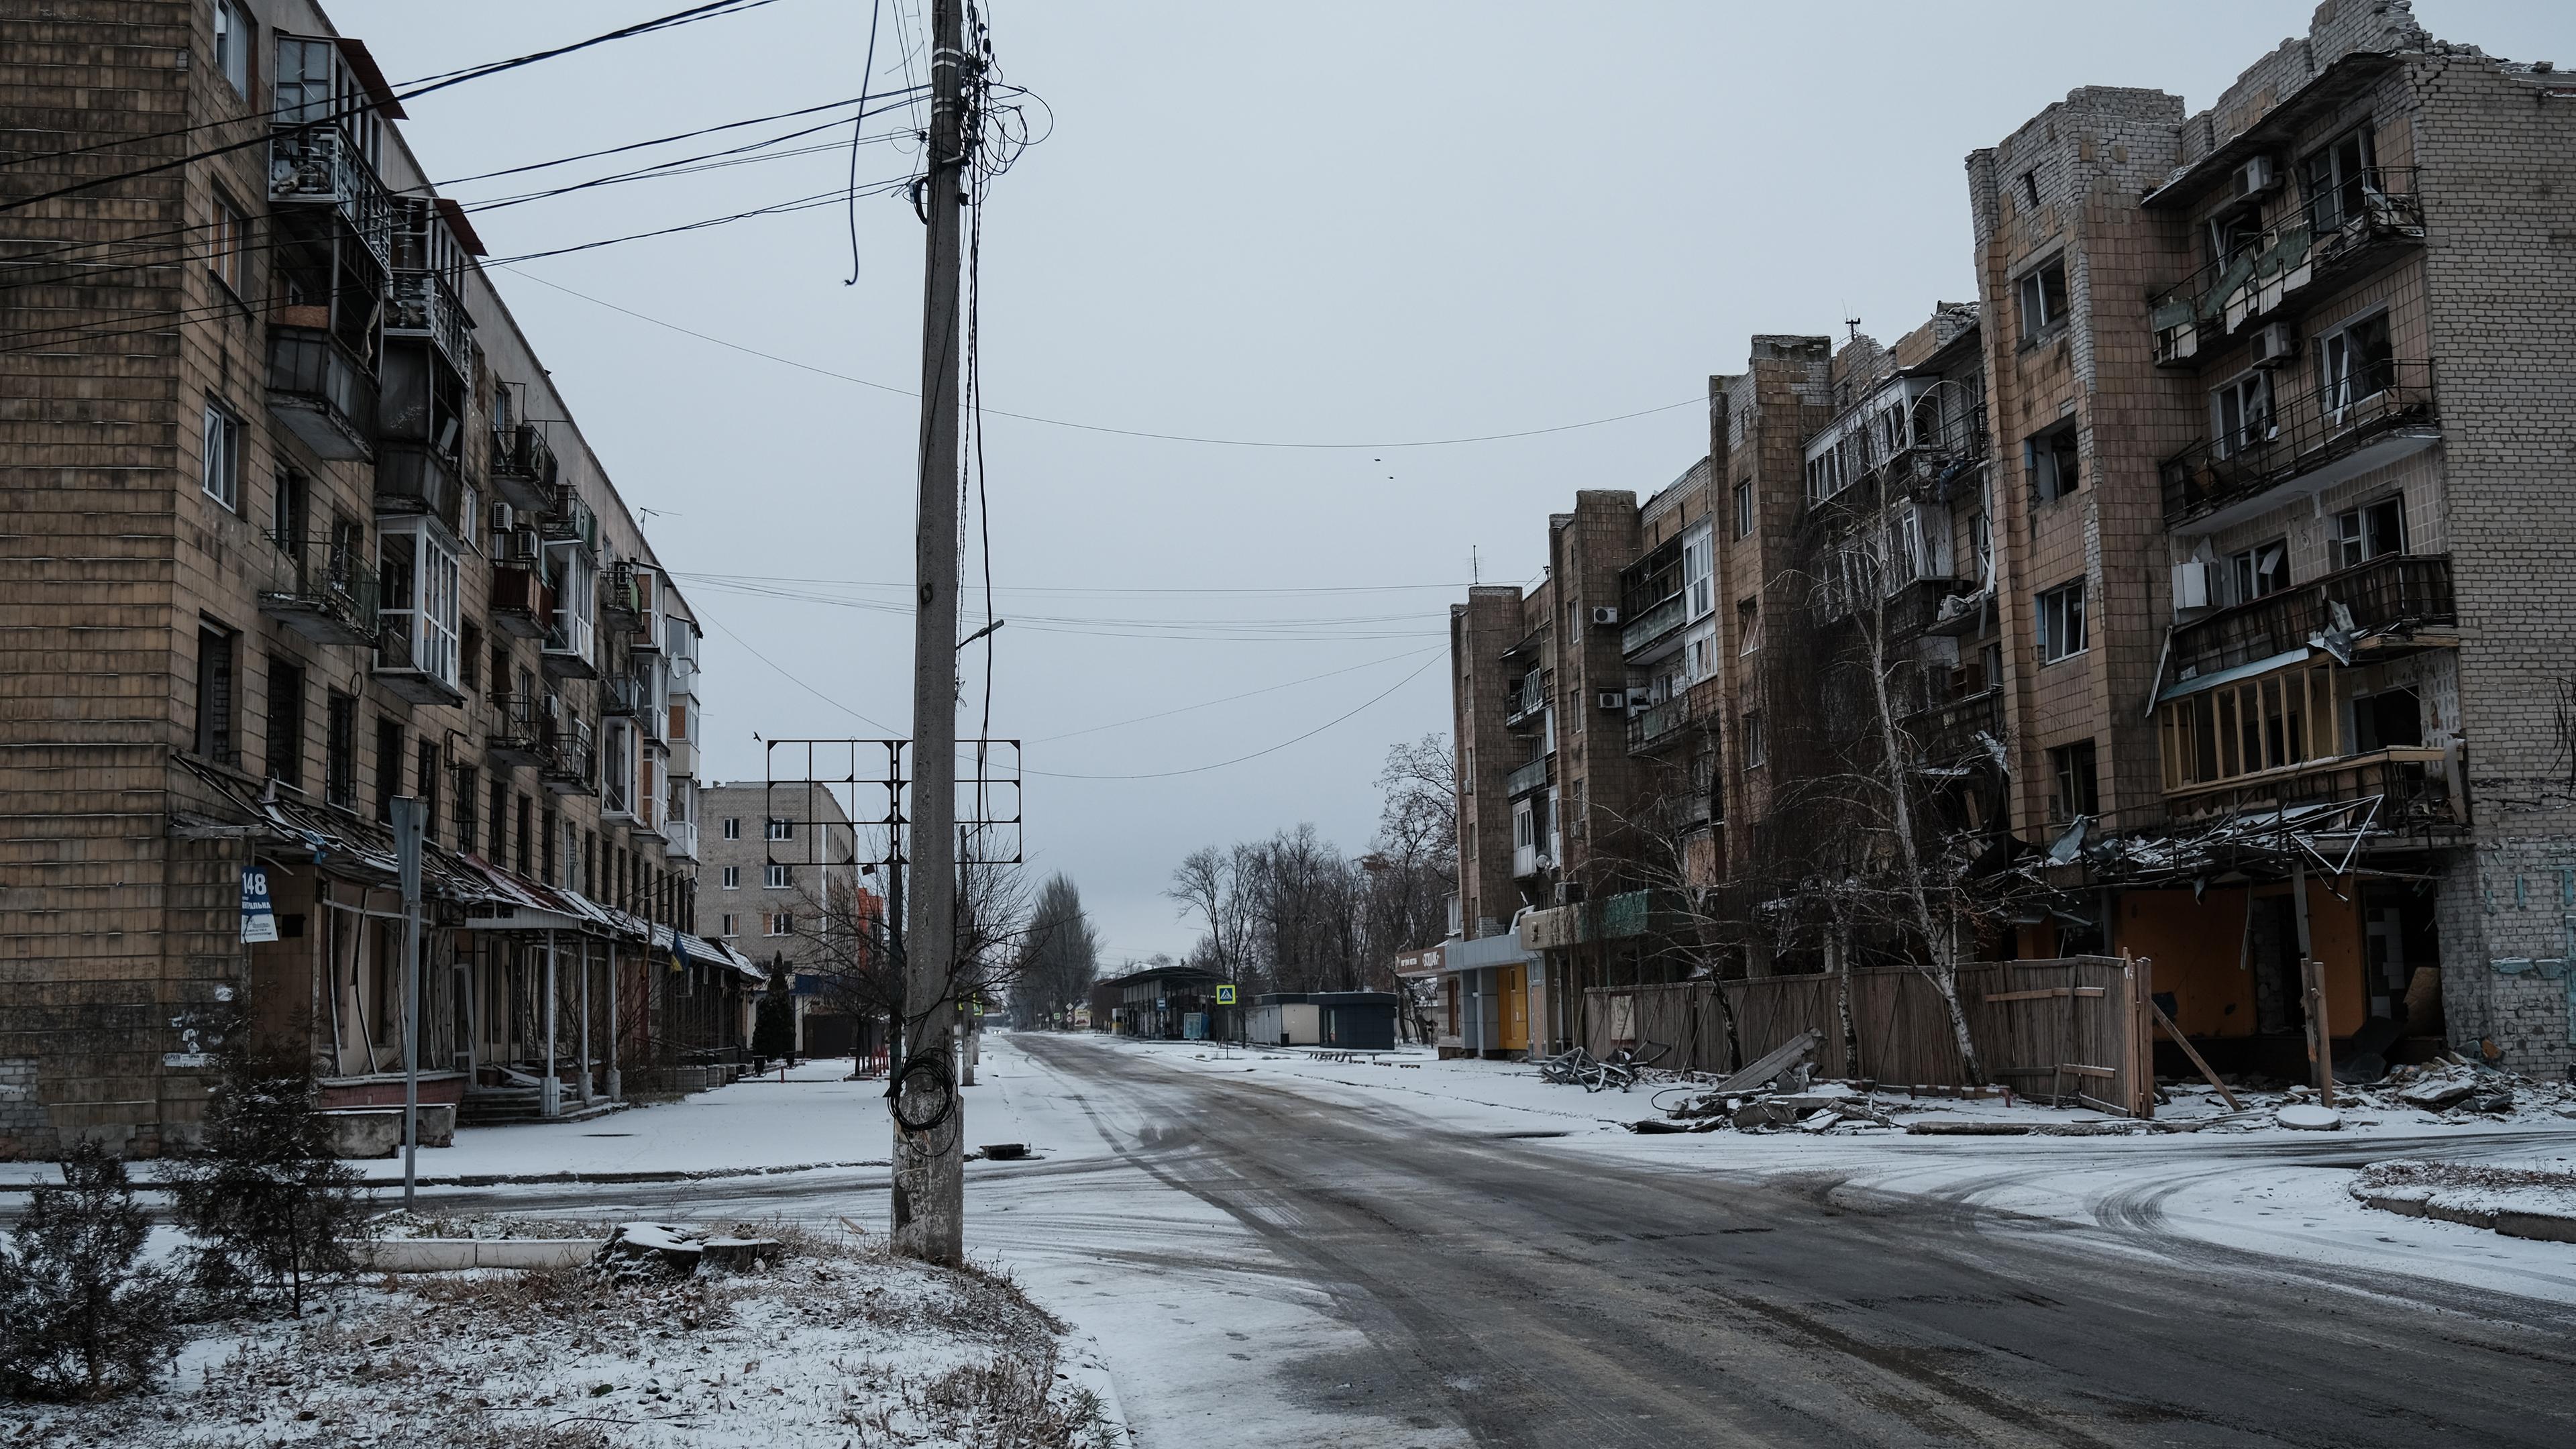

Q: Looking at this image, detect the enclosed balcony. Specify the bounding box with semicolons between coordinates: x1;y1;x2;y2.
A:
374;440;464;532
2158;361;2438;534
599;670;646;718
2149;168;2423;367
256;531;378;647
372;614;464;706
664;817;700;862
268;123;393;268
266;327;377;461
488;422;558;513
1502;670;1545;730
2165;552;2454;688
2164;747;2462;833
542;484;602;555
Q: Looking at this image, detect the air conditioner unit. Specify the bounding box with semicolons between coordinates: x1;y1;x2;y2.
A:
2233;155;2279;199
2171;559;2213;612
492;502;516;532
1590;606;1620;626
1597;690;1629;711
2247;321;2296;367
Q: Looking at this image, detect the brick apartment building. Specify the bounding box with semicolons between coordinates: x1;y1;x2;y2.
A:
1429;3;2576;1080
696;782;887;1061
0;0;753;1156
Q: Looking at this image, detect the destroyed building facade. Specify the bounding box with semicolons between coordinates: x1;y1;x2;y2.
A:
1433;2;2576;1081
0;0;755;1159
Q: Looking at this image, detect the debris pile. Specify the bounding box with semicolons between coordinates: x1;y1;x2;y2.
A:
2350;1159;2576;1242
594;1220;784;1280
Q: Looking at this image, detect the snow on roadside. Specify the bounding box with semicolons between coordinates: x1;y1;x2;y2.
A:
2351;1157;2576;1222
4;1221;1124;1449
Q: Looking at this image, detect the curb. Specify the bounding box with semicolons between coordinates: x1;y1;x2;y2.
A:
0;1159;892;1193
355;1238;605;1271
2360;1193;2576;1244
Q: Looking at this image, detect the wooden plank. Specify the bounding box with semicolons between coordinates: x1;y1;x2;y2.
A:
1982;986;2109;1004
2147;995;2239;1110
1711;1027;1822;1092
2058;1063;2118;1080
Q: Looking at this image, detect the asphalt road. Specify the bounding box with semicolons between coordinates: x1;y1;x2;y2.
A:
427;1037;2576;1448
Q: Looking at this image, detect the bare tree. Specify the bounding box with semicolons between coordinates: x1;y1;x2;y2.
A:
1010;874;1101;1028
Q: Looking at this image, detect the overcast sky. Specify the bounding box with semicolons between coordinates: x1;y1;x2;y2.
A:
339;0;2573;963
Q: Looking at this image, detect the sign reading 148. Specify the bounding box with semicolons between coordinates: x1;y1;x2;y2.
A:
238;866;278;944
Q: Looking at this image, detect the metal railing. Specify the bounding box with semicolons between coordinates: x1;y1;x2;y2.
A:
1625;688;1698;754
1619;594;1686;656
540;718;596;794
1506;754;1552;797
489;422;558;505
1503;672;1545;727
387;270;470;372
1905;687;2002;764
257;531;378;644
600;672;645;717
486;692;546;763
2149;167;2422;363
2158;360;2438;527
2167;552;2454;684
2163;746;2461;829
268;124;393;266
542;484;600;553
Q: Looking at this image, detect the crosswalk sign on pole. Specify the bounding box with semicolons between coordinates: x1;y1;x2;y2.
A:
1215;983;1236;1006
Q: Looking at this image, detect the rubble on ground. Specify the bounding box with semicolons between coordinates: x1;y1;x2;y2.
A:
2350;1159;2576;1242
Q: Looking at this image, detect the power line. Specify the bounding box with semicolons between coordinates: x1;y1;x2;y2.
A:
1024;654;1444;780
496;268;1707;451
701;614;904;737
1029;645;1442;743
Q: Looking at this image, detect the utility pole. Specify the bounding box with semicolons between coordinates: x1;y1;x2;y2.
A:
894;0;969;1264
390;796;424;1212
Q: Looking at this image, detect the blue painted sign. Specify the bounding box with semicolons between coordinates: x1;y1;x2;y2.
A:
239;866;278;943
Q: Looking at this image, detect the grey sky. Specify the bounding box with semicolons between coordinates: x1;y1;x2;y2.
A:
337;0;2574;963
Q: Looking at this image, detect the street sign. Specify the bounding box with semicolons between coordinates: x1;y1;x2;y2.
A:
237;867;278;943
1215;983;1237;1005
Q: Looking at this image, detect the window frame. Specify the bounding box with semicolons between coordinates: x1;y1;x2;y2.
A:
2316;308;2394;416
2212;369;2275;460
2026;421;2080;502
763;862;790;890
207;191;247;298
2015;255;2070;345
2332;494;2406;571
1741;710;1766;770
2227;537;2291;604
376;519;464;690
212;0;253;96
2047;739;2100;822
765;816;794;841
721;865;740;890
1731;480;1754;539
2035;579;2088;664
201;400;243;510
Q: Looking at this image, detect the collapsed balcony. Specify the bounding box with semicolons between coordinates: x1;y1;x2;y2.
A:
2164;551;2455;688
2158;361;2439;534
2149;168;2424;367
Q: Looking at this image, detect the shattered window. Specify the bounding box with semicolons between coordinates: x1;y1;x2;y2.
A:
2036;580;2086;662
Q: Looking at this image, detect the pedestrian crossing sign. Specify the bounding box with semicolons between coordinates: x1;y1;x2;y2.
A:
1215;984;1236;1005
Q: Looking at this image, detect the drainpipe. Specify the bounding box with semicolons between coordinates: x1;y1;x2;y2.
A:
605;938;621;1100
578;936;594;1106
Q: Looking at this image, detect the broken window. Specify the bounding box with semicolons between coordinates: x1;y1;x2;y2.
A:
2157;663;2337;788
2229;538;2290;604
208;191;247;296
2206;203;2264;268
2047;740;2098;822
191;622;238;766
2318;311;2394;414
2302;124;2379;233
2332;494;2405;570
1741;711;1766;769
1737;597;1761;655
263;655;304;786
2027;423;2079;502
2016;256;2069;344
2212;371;2273;458
2036;580;2086;663
2352;687;2424;753
201;400;242;510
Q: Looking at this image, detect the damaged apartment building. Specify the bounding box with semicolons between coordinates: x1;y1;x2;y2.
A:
1427;1;2576;1082
0;0;756;1158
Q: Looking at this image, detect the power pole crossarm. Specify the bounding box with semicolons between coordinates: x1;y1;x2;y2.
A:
894;0;969;1265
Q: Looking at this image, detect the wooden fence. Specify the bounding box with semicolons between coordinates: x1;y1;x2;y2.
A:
1580;955;2155;1117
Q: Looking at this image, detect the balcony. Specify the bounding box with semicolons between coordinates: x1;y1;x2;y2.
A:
2158;361;2438;533
372;616;464;707
1625;688;1698;755
540;720;596;796
374;440;464;532
1505;753;1552;798
386;270;471;375
665;723;697;781
2166;552;2455;687
665;818;700;862
268;124;393;268
486;692;545;768
488;422;558;513
489;564;551;640
256;532;378;647
1502;672;1545;730
600;671;645;718
542;484;601;555
2164;746;2463;833
266;327;377;461
2148;168;2422;367
1619;593;1686;657
542;612;598;682
1512;844;1548;880
602;561;643;628
1906;687;2002;765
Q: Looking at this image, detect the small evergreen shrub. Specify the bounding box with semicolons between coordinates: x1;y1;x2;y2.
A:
0;1138;184;1400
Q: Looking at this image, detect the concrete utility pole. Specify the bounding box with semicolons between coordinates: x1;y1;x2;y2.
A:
390;796;424;1212
893;0;969;1264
